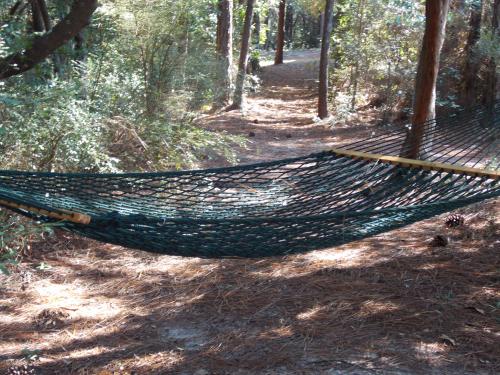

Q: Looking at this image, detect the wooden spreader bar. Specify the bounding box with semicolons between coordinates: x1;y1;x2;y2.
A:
0;198;91;225
330;148;500;181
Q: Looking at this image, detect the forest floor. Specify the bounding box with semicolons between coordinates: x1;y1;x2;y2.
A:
1;50;499;375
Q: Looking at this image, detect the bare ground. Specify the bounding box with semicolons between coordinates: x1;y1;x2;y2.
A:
1;50;499;375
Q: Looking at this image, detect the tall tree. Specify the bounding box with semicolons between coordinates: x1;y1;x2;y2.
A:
483;0;499;113
215;0;234;107
402;0;451;159
253;11;261;48
461;0;483;106
318;0;335;119
0;0;98;80
229;0;255;109
285;2;294;47
350;0;366;110
30;0;46;32
275;0;286;64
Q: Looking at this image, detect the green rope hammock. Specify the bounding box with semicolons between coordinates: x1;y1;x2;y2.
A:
0;103;498;258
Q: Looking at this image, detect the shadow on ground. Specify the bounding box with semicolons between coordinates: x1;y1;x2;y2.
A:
1;201;498;374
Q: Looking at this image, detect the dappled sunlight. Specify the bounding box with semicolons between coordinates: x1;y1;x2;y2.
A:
259;325;294;339
304;247;366;267
356;300;400;318
414;341;450;366
2;201;498;373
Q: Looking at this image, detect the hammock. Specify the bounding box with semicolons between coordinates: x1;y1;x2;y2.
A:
0;104;498;258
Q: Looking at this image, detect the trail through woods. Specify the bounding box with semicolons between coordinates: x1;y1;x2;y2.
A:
1;50;499;375
200;50;377;165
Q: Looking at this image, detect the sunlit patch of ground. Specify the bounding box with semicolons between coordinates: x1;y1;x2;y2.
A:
1;200;497;374
1;50;499;374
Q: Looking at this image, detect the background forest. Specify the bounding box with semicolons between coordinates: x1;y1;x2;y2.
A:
0;0;497;173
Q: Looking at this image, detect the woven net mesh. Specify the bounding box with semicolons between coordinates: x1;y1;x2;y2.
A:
0;103;499;257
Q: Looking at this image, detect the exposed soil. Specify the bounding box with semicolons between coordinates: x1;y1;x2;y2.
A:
199;50;380;166
1;50;499;375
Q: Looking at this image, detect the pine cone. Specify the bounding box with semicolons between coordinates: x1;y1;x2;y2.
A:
445;214;465;228
6;365;37;375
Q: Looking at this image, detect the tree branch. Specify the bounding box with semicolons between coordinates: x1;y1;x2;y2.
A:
0;0;98;80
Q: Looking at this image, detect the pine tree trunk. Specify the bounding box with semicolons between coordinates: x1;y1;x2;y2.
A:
285;2;294;48
30;0;45;32
265;11;273;50
318;0;335;119
483;0;499;116
402;0;450;159
215;0;233;107
350;0;365;110
274;0;286;65
319;13;324;41
254;11;261;48
231;0;255;109
461;0;483;107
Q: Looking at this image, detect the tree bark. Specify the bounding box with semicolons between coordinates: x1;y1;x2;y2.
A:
402;0;450;159
285;2;294;48
230;0;255;109
9;1;24;16
215;0;234;107
254;11;261;48
318;0;335;119
274;0;286;64
37;0;51;30
0;0;98;80
461;0;483;107
350;0;366;110
483;0;499;114
30;0;45;32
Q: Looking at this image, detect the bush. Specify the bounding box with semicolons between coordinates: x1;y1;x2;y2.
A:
0;213;54;275
0;54;245;172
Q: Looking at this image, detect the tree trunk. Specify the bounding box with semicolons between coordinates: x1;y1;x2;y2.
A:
285;2;294;48
461;0;483;107
35;0;64;72
274;0;286;65
483;0;499;115
302;13;308;48
265;11;273;50
9;1;24;16
215;0;233;107
318;0;335;119
351;0;366;110
37;0;51;29
230;0;255;109
254;11;261;48
0;0;98;80
402;0;450;159
30;0;45;32
319;13;325;42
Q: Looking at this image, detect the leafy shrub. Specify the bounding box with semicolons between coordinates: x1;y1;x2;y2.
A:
0;213;54;275
0;54;244;172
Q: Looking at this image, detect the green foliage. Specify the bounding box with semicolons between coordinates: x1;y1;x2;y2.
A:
477;29;500;69
0;0;245;173
331;0;424;116
21;348;41;362
0;212;54;275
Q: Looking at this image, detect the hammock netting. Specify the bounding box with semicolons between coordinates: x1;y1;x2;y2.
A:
0;103;499;258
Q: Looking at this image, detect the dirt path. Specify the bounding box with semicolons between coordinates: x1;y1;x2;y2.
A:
1;50;499;375
200;50;377;165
